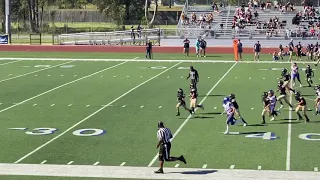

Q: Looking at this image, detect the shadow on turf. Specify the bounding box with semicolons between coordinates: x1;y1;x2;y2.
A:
169;170;217;175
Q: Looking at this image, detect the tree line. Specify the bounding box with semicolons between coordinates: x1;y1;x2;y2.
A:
0;0;159;33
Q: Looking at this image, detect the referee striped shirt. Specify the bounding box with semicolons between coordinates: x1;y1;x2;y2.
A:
157;127;173;144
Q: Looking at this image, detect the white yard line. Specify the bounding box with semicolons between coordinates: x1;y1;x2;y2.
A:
1;164;319;180
148;62;238;167
0;61;129;114
0;61;74;83
14;61;182;164
40;160;47;164
0;60;22;66
0;57;318;64
286;63;293;171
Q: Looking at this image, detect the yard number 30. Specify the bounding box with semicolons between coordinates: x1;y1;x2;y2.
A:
25;128;106;136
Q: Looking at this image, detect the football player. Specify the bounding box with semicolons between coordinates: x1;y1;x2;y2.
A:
294;91;310;122
291;62;302;87
189;84;204;113
222;97;236;134
261;92;270;124
186;66;199;89
305;65;314;87
176;88;193;116
280;68;295;93
229;93;247;126
268;90;278;121
277;80;293;111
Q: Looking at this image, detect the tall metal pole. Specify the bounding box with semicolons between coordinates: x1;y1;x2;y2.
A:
5;0;11;35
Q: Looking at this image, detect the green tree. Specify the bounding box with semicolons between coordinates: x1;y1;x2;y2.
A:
93;0;144;25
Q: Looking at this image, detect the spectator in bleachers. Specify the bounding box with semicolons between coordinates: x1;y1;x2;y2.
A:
191;12;197;23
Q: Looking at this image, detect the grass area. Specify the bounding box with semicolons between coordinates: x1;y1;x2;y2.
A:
0;52;319;179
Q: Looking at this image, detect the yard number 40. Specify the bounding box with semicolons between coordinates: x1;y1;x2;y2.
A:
245;132;320;141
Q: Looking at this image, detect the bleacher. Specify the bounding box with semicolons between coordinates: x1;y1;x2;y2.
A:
176;2;320;40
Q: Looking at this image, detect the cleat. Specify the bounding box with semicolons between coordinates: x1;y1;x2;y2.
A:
189;110;193;115
179;155;187;164
300;84;302;87
176;112;180;116
270;117;275;121
154;169;164;174
261;121;266;124
243;123;247;127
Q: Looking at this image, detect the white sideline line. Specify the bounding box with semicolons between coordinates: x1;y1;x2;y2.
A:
14;61;182;164
93;162;99;166
0;61;129;115
258;166;262;170
0;61;73;83
230;165;235;169
286;62;293;171
0;57;319;64
0;60;22;66
120;162;126;166
148;62;238;167
175;164;180;168
1;164;320;180
202;164;207;169
40;160;47;164
67;161;74;165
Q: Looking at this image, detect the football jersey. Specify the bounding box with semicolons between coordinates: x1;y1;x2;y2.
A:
292;66;299;75
223;102;234;115
268;95;277;106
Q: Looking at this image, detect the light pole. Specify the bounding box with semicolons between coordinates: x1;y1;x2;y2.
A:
5;0;11;35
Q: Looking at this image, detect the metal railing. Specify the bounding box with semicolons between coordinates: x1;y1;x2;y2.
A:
177;1;189;29
55;28;161;45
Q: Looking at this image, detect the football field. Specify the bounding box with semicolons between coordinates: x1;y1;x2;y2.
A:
0;52;319;180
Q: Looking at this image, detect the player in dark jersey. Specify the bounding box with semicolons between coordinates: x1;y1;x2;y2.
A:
261;92;270;124
176;88;193;116
296;42;302;61
280;68;295;93
278;44;284;60
288;39;294;62
189;84;204;113
309;44;314;60
254;41;261;62
305;65;314;87
187;66;199;89
295;92;310;122
229;93;247;126
276;80;293;111
183;38;190;57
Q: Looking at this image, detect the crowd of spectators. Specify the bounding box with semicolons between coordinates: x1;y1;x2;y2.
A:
181;11;214;29
232;2;288;37
290;4;320;38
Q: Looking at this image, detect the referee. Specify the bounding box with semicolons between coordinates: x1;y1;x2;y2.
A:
155;121;187;174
